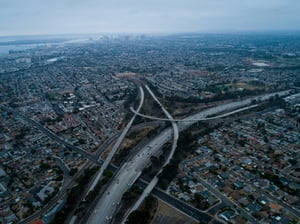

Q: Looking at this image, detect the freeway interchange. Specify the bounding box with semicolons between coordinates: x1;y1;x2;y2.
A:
88;128;172;224
9;87;291;224
86;88;291;224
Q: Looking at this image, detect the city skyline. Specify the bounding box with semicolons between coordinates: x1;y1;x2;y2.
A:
1;0;300;36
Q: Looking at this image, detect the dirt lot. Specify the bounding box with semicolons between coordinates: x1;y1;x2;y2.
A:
151;199;197;224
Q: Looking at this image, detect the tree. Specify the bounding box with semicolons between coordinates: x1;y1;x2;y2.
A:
103;169;113;178
289;159;297;166
40;162;50;170
55;175;63;181
69;168;78;176
126;210;150;224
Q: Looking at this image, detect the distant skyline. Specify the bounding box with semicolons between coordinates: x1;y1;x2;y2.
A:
1;0;300;36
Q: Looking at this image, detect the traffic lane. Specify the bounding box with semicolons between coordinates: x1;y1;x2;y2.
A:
89;161;143;224
88;132;170;224
88;123;174;223
95;132;119;157
183;90;290;125
89;89;291;223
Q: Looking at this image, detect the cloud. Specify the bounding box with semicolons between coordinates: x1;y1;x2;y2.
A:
0;0;299;35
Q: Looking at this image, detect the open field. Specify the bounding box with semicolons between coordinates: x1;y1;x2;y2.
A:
151;199;197;224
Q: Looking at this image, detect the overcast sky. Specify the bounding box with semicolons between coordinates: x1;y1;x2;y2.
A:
1;0;300;36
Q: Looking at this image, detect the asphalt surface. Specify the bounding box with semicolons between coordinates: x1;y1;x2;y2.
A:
3;105;161;224
121;85;179;223
87;86;145;193
86;89;292;224
86;128;172;224
3;89;291;224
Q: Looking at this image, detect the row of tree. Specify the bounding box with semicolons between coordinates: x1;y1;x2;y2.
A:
126;196;157;224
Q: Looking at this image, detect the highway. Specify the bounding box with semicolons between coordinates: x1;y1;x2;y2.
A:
86;88;292;224
130;89;291;123
121;85;179;223
86;128;172;224
95;131;120;157
7;88;291;224
131;104;259;122
179;89;290;130
124;86;270;223
3;104;164;224
94;121;161;156
87;86;145;193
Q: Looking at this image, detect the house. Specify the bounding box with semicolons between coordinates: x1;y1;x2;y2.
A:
219;210;236;222
288;182;300;191
238;197;250;207
207;196;218;206
232;181;245;190
0;168;6;177
31;219;45;224
37;184;55;202
257;197;269;206
270;216;290;224
200;190;211;199
268;202;282;212
178;193;191;202
0;207;17;224
219;172;230;180
0;182;8;197
246;202;262;213
215;181;226;189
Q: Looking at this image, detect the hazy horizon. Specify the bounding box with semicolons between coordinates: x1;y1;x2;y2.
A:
1;0;300;37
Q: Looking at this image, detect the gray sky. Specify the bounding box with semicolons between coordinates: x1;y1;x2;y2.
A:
1;0;300;36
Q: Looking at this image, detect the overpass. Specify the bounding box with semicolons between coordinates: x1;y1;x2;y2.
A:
87;86;145;193
122;85;179;223
131;104;259;122
85;88;291;224
122;86;261;223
